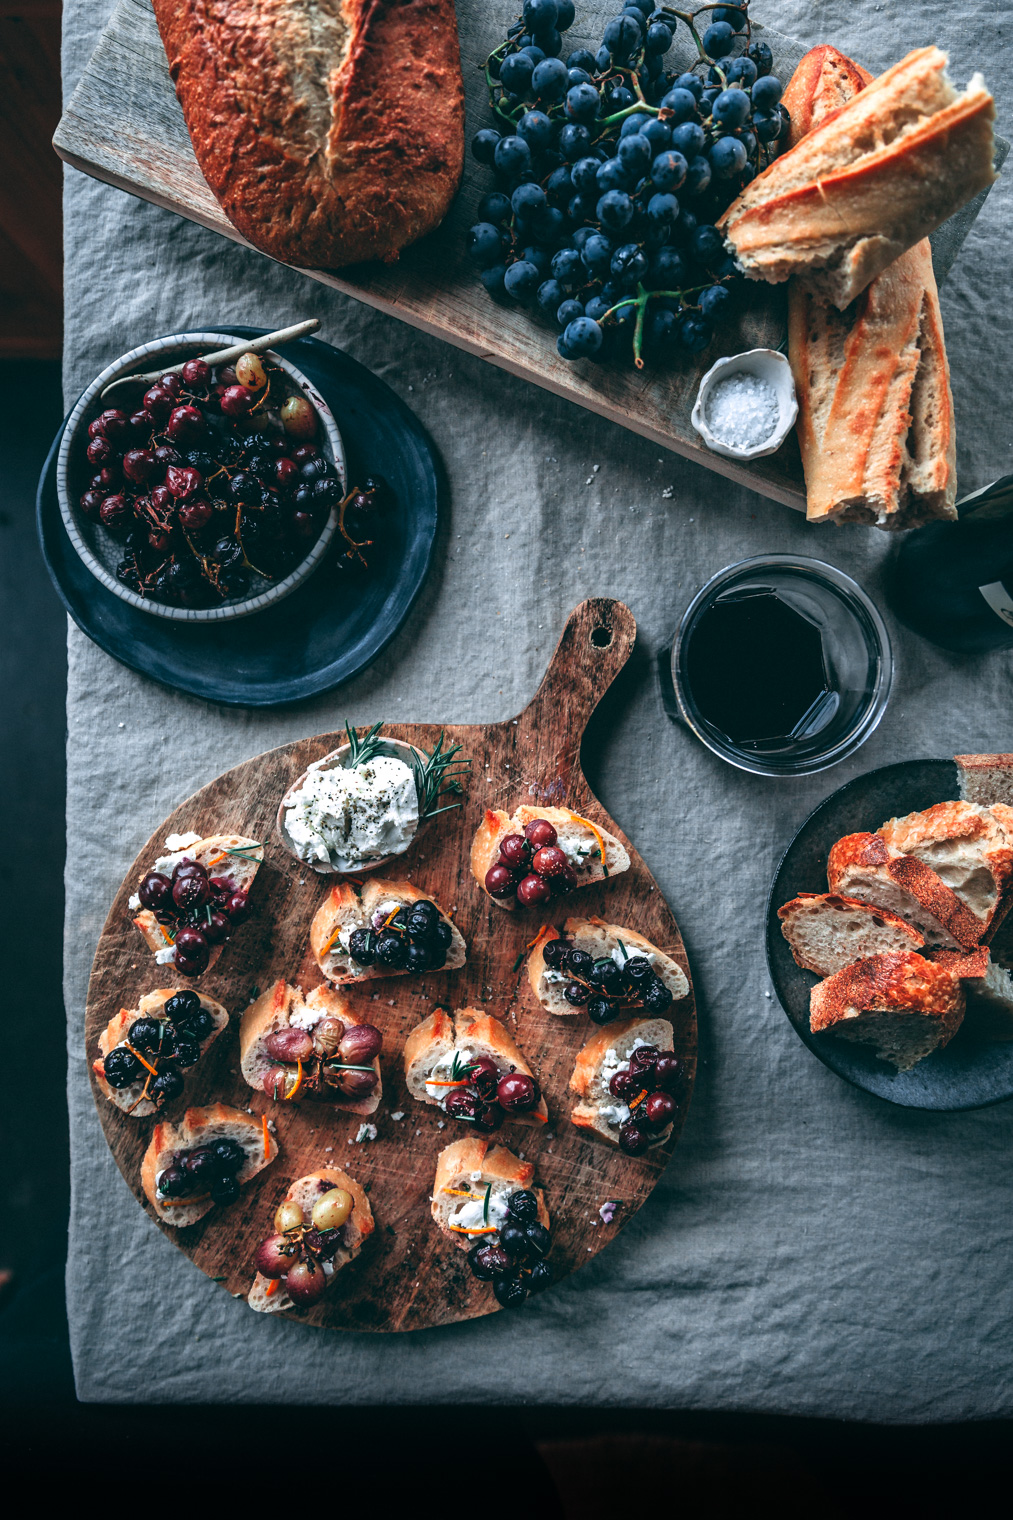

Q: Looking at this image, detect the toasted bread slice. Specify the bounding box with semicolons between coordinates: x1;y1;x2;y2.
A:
239;979;381;1115
778;893;926;977
248;1167;374;1314
719;47;996;308
131;832;263;976
92;988;228;1117
930;948;1013;1041
877;802;1013;930
569;1017;675;1147
955;753;1013;808
809;951;965;1069
526;917;689;1016
403;1006;549;1127
431;1137;549;1249
141;1102;278;1227
826;832;984;949
309;877;466;985
471;805;630;911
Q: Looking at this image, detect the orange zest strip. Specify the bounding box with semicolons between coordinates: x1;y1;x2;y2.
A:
448;1224;498;1235
262;1112;271;1157
382;907;401;930
265;1277;280;1298
207;851;228;867
160;925;175;946
629;1088;649;1112
442;1188;478;1198
123;1041;159;1078
529;924;558;956
427;1078;471;1088
322;925;345;955
284;1061;304;1102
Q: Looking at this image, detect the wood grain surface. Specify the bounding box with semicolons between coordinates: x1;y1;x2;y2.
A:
54;0;809;512
84;599;697;1332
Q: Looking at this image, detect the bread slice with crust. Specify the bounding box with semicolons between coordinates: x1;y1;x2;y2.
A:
471;805;630;911
956;754;1013;807
239;979;381;1115
527;917;689;1015
131;832;263;975
431;1137;549;1249
826;832;984;949
309;877;466;985
930;948;1013;1041
141;1102;279;1227
809;951;965;1069
569;1017;675;1146
778;893;926;977
877;801;1013;931
248;1167;374;1314
403;1006;548;1126
92;989;229;1117
719;47;996;309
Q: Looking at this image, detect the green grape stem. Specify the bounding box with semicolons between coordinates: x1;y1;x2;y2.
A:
602;282;712;370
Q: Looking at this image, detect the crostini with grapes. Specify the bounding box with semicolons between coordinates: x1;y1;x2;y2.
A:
141;1102;279;1226
404;1007;548;1129
471;806;630;910
248;1167;374;1314
432;1136;553;1308
527;918;689;1021
129;830;263;978
92;987;228;1116
310;878;466;985
569;1018;684;1155
239;979;383;1113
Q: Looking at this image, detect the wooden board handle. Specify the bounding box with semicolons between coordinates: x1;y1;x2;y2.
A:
516;598;637;751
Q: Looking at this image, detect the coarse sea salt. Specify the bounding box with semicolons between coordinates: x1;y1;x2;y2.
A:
704;372;779;450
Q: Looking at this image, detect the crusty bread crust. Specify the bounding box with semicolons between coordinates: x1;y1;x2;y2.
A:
248;1166;374;1314
470;806;631;911
309;877;466;985
777;892;926;977
827;832;984;949
526;917;689;1015
152;0;464;270
132;833;263;975
809;950;964;1068
93;988;229;1116
569;1017;675;1148
431;1138;549;1249
239;979;381;1115
719;47;996;308
403;1006;549;1126
877;801;1013;927
930;948;1013;1040
141;1102;279;1227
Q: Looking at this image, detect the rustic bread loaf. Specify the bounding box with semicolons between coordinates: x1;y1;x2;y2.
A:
718;47;995;309
826;832;984;949
783;45;957;529
809;951;965;1069
151;0;465;269
777;892;925;977
876;800;1013;929
955;753;1013;807
930;948;1013;1040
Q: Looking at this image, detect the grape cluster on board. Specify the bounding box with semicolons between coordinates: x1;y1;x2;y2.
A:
466;1;789;368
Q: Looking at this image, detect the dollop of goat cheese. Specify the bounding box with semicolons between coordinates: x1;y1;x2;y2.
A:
284;756;419;866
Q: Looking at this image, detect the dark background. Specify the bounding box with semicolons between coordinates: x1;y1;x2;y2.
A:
1;2;1010;1506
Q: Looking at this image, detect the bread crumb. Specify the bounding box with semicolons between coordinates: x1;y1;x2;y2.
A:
391;1111;405;1121
355;1124;377;1143
266;1119;277;1134
324;1146;333;1153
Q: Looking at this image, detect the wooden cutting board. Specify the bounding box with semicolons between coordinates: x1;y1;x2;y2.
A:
85;599;697;1332
54;0;807;512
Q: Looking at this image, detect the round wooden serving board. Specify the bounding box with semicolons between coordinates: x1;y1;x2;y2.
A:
85;599;697;1332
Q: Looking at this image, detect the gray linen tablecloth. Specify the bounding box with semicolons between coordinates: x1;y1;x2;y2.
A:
63;0;1013;1415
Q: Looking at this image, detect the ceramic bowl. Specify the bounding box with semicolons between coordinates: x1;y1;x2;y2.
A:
277;736;428;875
56;330;345;623
690;347;798;461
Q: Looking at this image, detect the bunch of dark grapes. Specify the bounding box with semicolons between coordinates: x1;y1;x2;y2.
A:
466;1;788;367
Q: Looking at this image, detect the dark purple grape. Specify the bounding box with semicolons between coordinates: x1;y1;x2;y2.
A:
527;1259;552;1293
150;1067;185;1106
138;872;172;911
493;1274;529;1308
469;1243;512;1280
183;1146;219;1183
172;872;210;911
210;1171;241;1205
170;1034;201;1068
500;1222;531;1259
507;1190;539;1223
127;1017;164;1054
542;936;570;969
618;1121;649;1155
102;1046;144;1088
212;1138;246;1172
523;1221;551;1258
157;1163;190;1197
563;981;590;1006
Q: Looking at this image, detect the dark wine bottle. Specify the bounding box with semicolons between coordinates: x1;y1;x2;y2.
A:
889;477;1013;652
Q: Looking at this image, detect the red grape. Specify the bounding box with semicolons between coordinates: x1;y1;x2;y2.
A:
498;833;531;867
99;494;132;531
653;1054;683;1090
291;444;319;464
129;409;154;434
225;889;249;922
531;845;568;878
143;385;173;419
264;1026;315;1062
273;457;299;491
516;873;551;906
337;1024;382;1063
138;871;171;910
182;358;210;387
618;1121;649;1155
79;489;105;519
220;384;254;417
158;373;183;397
166;465;203;499
203;909;231;943
253;1234;293;1278
179;496;213;531
485;863;518;899
166;404;206;442
86;436;113;466
467;1055;499;1100
497;1072;539;1113
285;1259;327;1306
91;465;122;490
150;484;172;512
524;819;558;848
172;873;210;911
643;1091;675;1129
122;448;156;484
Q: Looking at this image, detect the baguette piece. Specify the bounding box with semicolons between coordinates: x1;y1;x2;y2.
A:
877;801;1013;928
570;1017;675;1146
310;877;466;985
92;989;229;1117
152;0;465;270
403;1006;548;1126
431;1137;549;1249
719;47;996;309
239;979;382;1115
131;832;263;976
809;951;965;1069
956;754;1013;807
248;1167;374;1314
141;1102;279;1227
471;806;630;911
527;917;689;1015
826;832;985;949
930;948;1013;1040
783;45;957;529
777;893;925;977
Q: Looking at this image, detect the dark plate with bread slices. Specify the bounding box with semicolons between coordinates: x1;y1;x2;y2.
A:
766;758;1013;1110
37;326;442;707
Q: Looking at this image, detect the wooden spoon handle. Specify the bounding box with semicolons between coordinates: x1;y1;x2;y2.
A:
99;319;321;399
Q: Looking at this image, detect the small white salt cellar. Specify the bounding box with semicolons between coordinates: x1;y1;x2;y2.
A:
691;348;797;461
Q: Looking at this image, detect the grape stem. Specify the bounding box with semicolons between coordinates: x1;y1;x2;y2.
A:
602;281;712;369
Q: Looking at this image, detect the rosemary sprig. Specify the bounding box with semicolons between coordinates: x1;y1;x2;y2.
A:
449;1049;477;1083
342;720;387;769
411;731;472;821
225;844;263;859
617;939;629;962
483;1182;492;1225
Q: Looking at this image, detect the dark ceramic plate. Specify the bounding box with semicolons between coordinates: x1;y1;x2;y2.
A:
37;326;443;707
766;758;1013;1110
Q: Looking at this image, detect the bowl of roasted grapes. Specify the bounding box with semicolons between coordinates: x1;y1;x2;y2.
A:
57;331;368;620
